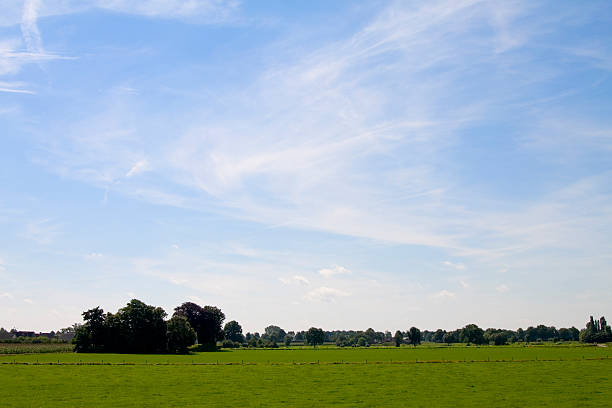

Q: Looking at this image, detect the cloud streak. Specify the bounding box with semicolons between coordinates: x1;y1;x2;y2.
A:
304;287;350;303
35;0;612;271
21;0;43;54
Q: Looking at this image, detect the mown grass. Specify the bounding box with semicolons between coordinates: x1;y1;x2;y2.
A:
1;360;610;407
1;343;608;364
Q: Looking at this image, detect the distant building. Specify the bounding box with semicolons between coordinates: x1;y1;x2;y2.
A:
14;331;36;338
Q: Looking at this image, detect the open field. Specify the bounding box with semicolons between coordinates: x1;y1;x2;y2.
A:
1;360;610;407
0;343;609;364
1;345;610;407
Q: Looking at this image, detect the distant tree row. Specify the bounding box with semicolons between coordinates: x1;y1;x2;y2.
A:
39;300;612;353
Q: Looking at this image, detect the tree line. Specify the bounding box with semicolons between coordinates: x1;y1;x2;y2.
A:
16;298;610;353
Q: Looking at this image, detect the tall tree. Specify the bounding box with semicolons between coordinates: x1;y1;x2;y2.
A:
394;330;403;347
224;320;244;343
174;302;225;349
264;325;286;343
407;327;421;347
167;315;196;354
459;324;485;345
305;327;325;347
114;299;167;353
364;328;377;345
74;306;106;352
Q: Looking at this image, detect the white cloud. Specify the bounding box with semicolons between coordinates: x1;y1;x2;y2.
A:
94;0;241;21
22;219;62;245
459;280;470;289
279;275;310;286
496;284;509;293
23;298;33;304
0;81;35;94
125;159;150;178
431;289;456;300
0;0;241;27
85;252;104;260
318;266;352;277
0;292;13;299
21;0;43;54
304;287;349;302
188;295;204;304
442;261;466;270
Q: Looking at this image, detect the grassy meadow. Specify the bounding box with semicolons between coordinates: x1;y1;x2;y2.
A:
1;344;610;407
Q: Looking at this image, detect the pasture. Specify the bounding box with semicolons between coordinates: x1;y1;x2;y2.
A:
1;345;610;406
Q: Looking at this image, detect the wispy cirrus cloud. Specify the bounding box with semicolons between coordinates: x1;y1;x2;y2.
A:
22;219;62;245
442;261;466;270
125;159;150;178
21;0;43;54
0;80;35;94
318;266;351;278
0;2;73;92
24;0;612;288
431;289;456;300
0;0;241;27
496;284;509;293
279;275;310;286
304;287;349;303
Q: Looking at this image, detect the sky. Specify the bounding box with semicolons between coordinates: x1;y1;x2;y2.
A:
0;0;611;334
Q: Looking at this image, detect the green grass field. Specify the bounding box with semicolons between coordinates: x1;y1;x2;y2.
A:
1;345;610;406
1;343;608;364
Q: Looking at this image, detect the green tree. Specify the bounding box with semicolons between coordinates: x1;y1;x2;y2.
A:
166;315;196;354
115;299;168;353
284;335;292;348
580;316;612;343
356;336;368;347
264;325;286;343
223;320;244;343
442;331;457;344
335;334;349;347
247;336;258;348
364;328;377;345
432;329;446;343
459;324;485;345
393;330;403;347
489;332;508;345
407;327;421;347
174;302;225;350
74;306;106;352
305;327;325;347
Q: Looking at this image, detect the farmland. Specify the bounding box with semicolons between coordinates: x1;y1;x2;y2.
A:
0;342;74;355
1;345;610;407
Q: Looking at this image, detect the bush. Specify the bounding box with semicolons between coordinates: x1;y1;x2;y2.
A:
221;339;240;349
357;337;368;347
263;340;278;348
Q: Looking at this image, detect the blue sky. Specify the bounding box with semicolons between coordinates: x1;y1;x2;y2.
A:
1;0;611;333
